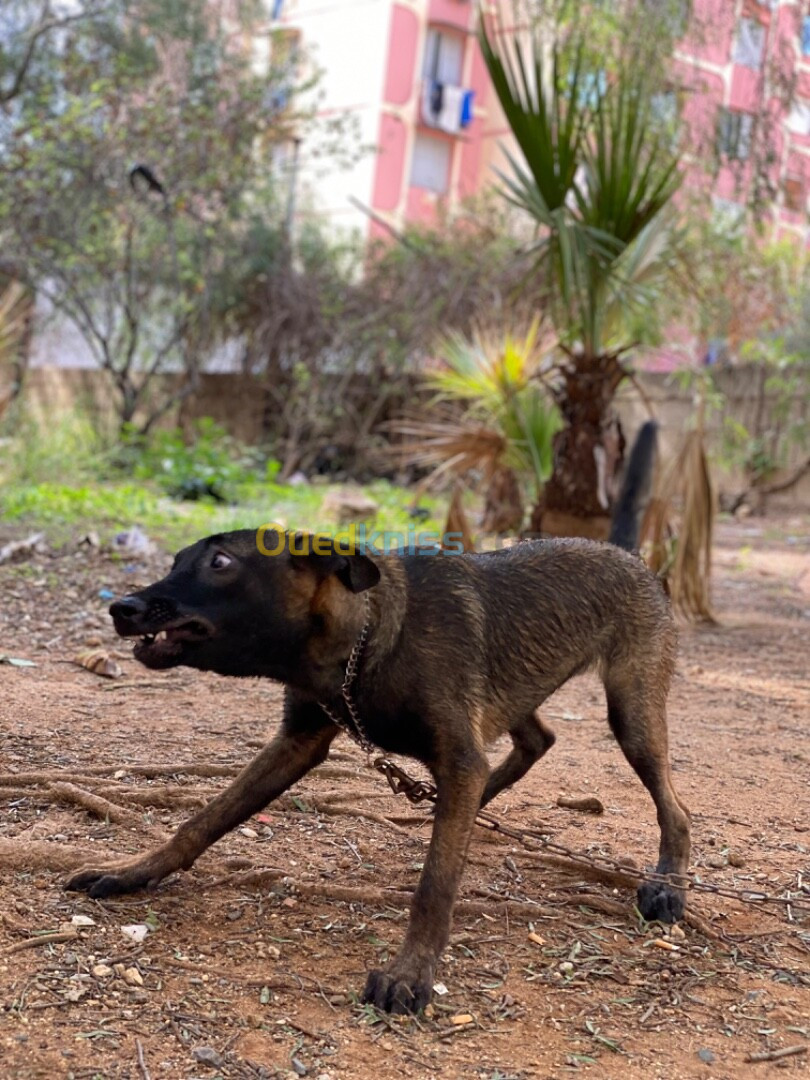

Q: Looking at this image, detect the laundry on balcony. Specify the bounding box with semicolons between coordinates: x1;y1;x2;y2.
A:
421;81;475;135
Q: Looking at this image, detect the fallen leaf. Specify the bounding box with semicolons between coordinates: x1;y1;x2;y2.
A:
74;650;122;679
528;932;546;946
0;655;37;667
556;795;605;815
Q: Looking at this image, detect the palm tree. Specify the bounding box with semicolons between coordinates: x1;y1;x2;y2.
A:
479;16;683;535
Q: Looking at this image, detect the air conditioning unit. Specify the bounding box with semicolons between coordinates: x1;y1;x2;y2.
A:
420;79;475;135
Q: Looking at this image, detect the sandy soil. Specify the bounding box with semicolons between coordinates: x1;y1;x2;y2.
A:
0;517;808;1080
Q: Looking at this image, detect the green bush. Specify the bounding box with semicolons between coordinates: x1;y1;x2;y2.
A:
130;419;266;503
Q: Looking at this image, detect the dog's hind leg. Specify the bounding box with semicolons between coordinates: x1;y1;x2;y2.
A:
605;679;691;923
479;711;556;808
66;702;337;899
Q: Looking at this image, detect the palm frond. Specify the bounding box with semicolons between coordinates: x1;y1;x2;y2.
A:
478;18;682;359
0;283;29;368
388;414;509;489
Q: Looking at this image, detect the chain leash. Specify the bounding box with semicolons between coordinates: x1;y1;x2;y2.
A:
319;604;809;917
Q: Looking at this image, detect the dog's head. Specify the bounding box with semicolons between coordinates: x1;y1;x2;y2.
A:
109;529;380;684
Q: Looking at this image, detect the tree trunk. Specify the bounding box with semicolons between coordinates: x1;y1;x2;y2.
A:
529;353;626;539
481;465;524;535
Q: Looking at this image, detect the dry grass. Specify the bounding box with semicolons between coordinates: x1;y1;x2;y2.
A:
646;430;717;623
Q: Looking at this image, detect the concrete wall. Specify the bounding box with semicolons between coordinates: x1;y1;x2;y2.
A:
18;365;810;507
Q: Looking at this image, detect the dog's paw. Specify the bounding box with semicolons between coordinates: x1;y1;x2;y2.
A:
362;961;435;1015
637;880;685;924
65;863;159;899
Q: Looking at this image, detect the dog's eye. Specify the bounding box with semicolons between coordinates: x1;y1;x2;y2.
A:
211;552;232;570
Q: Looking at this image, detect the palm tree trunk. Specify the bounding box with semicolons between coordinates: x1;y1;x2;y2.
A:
529;353;626;538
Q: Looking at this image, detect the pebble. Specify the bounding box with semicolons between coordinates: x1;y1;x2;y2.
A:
291;1058;308;1076
191;1046;224;1069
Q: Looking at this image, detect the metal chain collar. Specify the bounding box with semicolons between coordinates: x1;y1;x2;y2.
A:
318;592;377;755
318;598;807;917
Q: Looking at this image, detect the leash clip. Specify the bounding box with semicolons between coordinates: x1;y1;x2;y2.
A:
373;756;437;805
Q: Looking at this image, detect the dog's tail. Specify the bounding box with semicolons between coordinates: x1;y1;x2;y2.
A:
609;420;659;552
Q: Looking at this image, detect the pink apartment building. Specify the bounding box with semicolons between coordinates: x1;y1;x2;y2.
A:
278;0;810;246
676;0;810;244
277;0;504;238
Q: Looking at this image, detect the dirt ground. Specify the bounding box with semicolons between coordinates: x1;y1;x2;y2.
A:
0;517;808;1080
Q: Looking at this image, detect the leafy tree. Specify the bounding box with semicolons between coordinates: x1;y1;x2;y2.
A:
0;0;338;433
479;9;684;531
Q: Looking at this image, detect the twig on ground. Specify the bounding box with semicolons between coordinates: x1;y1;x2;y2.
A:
135;1038;151;1080
0;838;103;871
47;781;157;830
0;533;44;565
93;784;211;809
306;801;412;833
2;928;77;955
744;1045;808;1063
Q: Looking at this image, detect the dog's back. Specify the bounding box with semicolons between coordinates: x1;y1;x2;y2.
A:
373;539;675;740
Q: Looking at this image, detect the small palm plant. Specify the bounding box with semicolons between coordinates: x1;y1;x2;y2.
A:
392;319;562;534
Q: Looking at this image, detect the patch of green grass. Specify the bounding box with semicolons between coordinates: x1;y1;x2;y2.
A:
0;412;447;550
0;477;446;551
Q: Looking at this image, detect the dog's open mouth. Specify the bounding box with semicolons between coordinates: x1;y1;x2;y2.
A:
130;619;214;669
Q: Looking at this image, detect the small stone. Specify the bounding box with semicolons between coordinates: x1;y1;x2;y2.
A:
240;827;258;839
727;850;746;868
706;855;726;869
321;489;379;525
291;1058;308;1076
192;1046;224;1069
668;924;686;941
120;923;149;943
697;1048;716;1064
71;915;96;928
92;964;112;978
122;967;143;986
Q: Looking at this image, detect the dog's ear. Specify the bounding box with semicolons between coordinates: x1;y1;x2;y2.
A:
289;534;380;594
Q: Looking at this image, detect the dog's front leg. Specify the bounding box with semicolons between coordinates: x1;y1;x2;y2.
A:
66;712;336;899
363;746;488;1014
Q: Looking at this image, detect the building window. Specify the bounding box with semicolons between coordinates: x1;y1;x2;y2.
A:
410;131;452;194
786;101;810;136
422;28;465;86
717;108;754;160
783;176;805;214
734;17;766;69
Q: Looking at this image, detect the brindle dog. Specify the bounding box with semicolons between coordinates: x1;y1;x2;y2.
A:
66;530;691;1014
